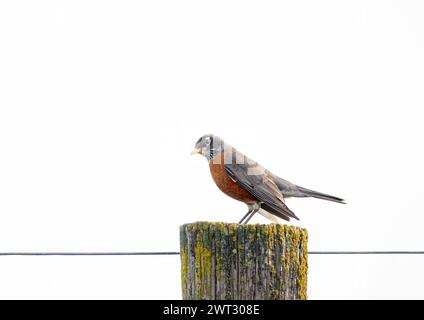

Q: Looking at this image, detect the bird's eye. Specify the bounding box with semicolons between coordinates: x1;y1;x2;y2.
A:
204;137;211;145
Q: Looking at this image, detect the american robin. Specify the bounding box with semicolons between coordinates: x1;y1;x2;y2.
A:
191;134;345;224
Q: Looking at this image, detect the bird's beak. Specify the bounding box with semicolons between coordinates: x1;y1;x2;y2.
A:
191;148;202;155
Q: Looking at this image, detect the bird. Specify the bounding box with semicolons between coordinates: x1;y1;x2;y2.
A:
191;134;345;224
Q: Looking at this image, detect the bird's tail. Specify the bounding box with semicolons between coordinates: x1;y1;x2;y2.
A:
296;186;346;204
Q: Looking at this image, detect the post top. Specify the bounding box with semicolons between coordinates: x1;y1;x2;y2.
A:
180;221;308;236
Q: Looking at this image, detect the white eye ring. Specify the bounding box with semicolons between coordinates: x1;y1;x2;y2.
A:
204;137;211;145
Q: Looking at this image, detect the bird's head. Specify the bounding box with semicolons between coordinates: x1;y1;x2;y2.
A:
191;134;225;160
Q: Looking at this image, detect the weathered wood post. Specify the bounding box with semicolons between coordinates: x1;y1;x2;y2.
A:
180;222;308;300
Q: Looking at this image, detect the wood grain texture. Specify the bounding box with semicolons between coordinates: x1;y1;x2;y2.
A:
180;222;308;300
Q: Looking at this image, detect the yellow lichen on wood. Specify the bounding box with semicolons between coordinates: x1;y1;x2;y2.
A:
297;229;309;300
180;222;308;300
180;246;188;298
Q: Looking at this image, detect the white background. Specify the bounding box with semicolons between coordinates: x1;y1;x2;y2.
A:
1;1;424;299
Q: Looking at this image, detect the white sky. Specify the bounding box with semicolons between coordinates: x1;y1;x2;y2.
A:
1;1;424;299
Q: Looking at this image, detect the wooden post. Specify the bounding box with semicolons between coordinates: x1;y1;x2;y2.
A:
180;222;308;300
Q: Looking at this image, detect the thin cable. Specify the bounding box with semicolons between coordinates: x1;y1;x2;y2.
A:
309;251;424;255
1;251;424;256
0;252;181;256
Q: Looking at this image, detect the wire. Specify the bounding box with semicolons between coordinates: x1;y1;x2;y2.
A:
1;251;424;256
308;251;424;255
0;252;180;256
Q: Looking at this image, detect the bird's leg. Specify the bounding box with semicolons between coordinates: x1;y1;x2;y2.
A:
238;209;253;224
243;208;259;224
241;203;261;225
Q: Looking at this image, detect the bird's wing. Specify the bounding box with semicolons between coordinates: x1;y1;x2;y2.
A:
224;156;299;221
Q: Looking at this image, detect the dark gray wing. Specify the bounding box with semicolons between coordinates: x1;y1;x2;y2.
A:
224;159;299;221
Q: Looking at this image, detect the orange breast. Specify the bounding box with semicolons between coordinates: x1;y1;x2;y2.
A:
208;152;257;204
